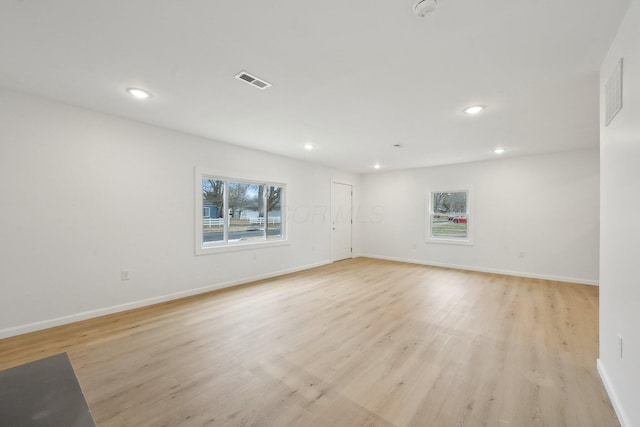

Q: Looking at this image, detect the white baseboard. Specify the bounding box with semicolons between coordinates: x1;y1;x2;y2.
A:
0;260;331;340
358;253;599;286
597;359;630;427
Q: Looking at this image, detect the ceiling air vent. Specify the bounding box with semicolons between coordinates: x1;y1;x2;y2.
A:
234;71;272;90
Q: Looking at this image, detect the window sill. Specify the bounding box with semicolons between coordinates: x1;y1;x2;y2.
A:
425;237;474;246
196;239;290;255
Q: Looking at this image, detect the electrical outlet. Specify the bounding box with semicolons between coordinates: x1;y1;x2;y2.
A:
618;334;623;358
121;269;130;281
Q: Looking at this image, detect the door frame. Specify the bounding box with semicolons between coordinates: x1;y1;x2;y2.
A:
331;181;353;262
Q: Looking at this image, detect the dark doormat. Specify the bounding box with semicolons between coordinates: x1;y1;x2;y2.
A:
0;353;96;427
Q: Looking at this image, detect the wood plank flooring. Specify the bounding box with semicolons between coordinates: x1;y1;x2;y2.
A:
0;258;619;426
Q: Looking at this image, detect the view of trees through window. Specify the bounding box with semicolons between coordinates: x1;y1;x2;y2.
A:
202;178;283;245
430;191;468;239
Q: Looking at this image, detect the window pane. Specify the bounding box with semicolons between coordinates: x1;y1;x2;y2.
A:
431;191;468;238
202;179;224;243
266;185;282;239
228;181;265;242
198;174;287;253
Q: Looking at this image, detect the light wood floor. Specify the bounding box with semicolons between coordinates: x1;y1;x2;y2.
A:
0;258;619;426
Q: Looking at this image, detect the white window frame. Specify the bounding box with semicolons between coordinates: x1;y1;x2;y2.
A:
426;188;474;245
196;168;288;255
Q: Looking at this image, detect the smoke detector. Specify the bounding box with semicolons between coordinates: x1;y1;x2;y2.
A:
413;0;438;17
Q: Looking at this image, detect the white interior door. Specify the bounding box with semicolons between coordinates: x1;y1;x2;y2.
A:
331;182;352;262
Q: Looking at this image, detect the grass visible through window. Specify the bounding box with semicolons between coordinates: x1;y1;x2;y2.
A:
431;215;467;238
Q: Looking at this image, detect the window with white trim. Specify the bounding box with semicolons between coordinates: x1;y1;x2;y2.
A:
196;173;286;254
427;189;473;244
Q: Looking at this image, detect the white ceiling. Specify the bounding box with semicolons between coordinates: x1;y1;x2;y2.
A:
0;0;631;173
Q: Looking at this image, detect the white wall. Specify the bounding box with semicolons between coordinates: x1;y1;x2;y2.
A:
598;1;640;426
0;88;359;338
359;149;600;285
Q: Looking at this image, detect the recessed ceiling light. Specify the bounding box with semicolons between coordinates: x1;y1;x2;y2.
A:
463;105;485;115
373;163;381;169
126;88;151;99
494;147;506;154
304;142;315;151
